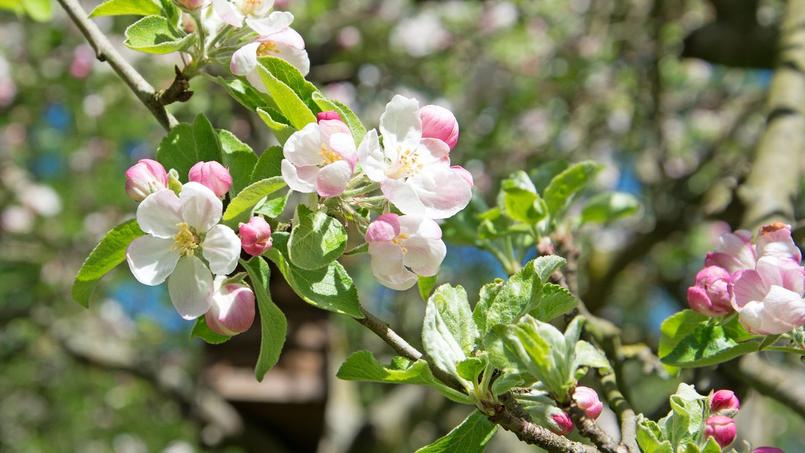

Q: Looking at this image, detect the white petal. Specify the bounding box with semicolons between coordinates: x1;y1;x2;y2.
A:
421;137;450;159
272;43;310;76
328;132;357;166
126;236;180;285
284;123;325;167
403;235;446;277
179;182;223;232
357;129;386;182
380;95;422;147
202;225;241;275
732;269;768;309
381;178;427;217
213;0;244;26
168;256;214;320
399;215;442;239
136;189;182;238
281;160;317;193
246;11;294;36
230;42;261;76
369;242;417;290
316;160;352;197
405;165;472;219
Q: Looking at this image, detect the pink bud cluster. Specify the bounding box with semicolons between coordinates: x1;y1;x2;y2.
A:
125;159;234;201
572;386;604;420
687;223;805;334
704;389;740;448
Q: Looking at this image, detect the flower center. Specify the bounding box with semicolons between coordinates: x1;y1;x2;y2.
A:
391;233;410;254
320;143;342;164
173;222;200;256
386;146;424;179
257;41;279;56
240;0;262;15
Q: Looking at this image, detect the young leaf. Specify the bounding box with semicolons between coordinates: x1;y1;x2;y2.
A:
156;116;224;178
336;351;472;404
21;0;52;21
472;280;504;335
90;0;160;17
256;64;316;129
573;340;610;371
658;310;709;360
251;146;283;182
265;232;363;318
418;275;439;301
219;130;257;197
530;283;576;322
72;220;144;307
257;56;318;108
499;171;546;224
531;255;566;282
422;285;478;383
415;410;497;453
243;257;288;381
311;91;367;145
580;192;640;224
191;316;231;345
479;261;541;334
455;357;485;382
543;161;602;217
222;176;286;225
256;107;296;144
660;322;759;367
636;417;674;453
215;76;279;112
124;15;194;54
192;114;223;164
288;205;348;270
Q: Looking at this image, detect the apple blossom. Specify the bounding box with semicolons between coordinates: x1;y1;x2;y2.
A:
686;266;734;316
188;161;233;198
572;386;603;420
704;415;737;447
365;214;446;290
704;229;756;275
419;104;459;149
125;159;169;202
205;277;256;336
732;256;805;335
280;118;357;197
358;95;473;219
239;216;272;256
126;182;241;320
549;411;574;436
710;389;740;416
757;223;802;263
213;0;273;27
229;11;310;88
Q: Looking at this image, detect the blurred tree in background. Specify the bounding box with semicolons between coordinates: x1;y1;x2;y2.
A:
1;0;803;452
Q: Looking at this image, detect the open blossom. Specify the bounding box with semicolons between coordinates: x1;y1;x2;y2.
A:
705;229;756;275
572;386;603;420
732;256;805;335
687;266;733;316
230;11;310;88
358;95;472;219
710;389;740;416
213;0;273;26
125;159;168;201
239;216;272;256
757;223;802;263
126;183;241;320
419;104;459;149
705;415;736;447
365;214;446;290
281;118;357;197
189;161;232;198
205;277;256;336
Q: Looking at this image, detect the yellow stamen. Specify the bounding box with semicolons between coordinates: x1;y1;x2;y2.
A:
386;147;424;179
173;223;200;256
257;41;279;56
320;143;342;164
392;233;410;254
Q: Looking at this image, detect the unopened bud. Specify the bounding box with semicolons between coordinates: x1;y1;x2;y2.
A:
317;110;342;122
239;216;272;256
125;159;168;201
419;104;459;150
188;161;232;198
550;411;574;436
705;415;736;448
710;389;740;416
206;278;256;336
573;386;604;420
687;266;733;317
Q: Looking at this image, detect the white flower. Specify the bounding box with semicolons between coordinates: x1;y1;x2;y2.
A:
212;0;274;27
358;95;472;219
126;182;241;320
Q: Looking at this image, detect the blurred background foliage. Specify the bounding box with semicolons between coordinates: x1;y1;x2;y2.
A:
1;0;804;452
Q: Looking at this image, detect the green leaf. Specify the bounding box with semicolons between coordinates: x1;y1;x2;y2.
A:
543;161;602;217
658;310;709;360
243;257;288;381
256;108;296;144
257;56;317;108
661;322;759;368
531;255;566;282
256;64;316;129
531;161;569;193
499;171;546;224
265;232;363;318
573;340;610;371
21;0;52;21
478;261;541;334
215;76;278;112
191;317;231;345
222;176;286;225
658;383;707;448
336;351;472;404
531;283;577;322
219;130;257;197
90;0;160;17
472;280;504;336
124;15;193;54
418;275;439;301
156;116;224;178
415;410;497;453
72;220;144;307
0;0;23;14
636;418;674;453
251;146;283;182
456;357;485;382
580;192;640;224
311;91;367;145
422;285;478;383
700;436;721;453
288;205;347;270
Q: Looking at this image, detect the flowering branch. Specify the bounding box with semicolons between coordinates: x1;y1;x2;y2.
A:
55;0;178;131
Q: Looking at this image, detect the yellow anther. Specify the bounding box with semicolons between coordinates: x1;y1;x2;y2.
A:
257;41;279;56
173;223;200;256
320;143;342;164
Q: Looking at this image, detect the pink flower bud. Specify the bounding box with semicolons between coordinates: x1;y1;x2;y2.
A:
239;216;272;256
125;159;168;201
573;386;604;420
365;213;400;243
317;110;343;122
550;411;574;436
705;415;736;448
710;389;740;416
206;280;256;336
752;447;784;453
419;104;459;150
178;0;207;10
687;266;733;317
188;161;232;198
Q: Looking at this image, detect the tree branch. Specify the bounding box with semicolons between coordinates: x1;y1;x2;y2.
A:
569;406;624;453
56;0;178;131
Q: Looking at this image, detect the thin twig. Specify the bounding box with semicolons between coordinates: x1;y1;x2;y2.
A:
56;0;178;130
569;406;625;453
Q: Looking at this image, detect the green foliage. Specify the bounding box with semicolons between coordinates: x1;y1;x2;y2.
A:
336;351;473;404
90;0;160;17
219;129;257;197
659;310;758;368
264;232;363;318
499;171;547;224
191;316;230;344
580;192;640;224
256;107;296;143
124;15;193;54
243;257;288;381
221;176;285;225
216;77;278;112
256;64;316;129
288;205;348;271
156;114;223;177
257;56;318;110
543;161;602;217
251;146;283;182
72;220;143;307
637;384;715;453
20;0;52;21
415;410;497;453
422;285;478;385
417;275;439;301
